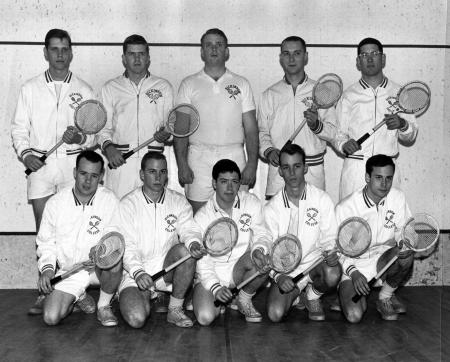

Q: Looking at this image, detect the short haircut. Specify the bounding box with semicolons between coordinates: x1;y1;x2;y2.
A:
280;36;307;52
45;29;72;49
141;151;166;170
279;143;306;165
357;37;383;56
123;34;149;54
76;150;104;171
212;159;241;180
200;28;228;47
366;154;395;175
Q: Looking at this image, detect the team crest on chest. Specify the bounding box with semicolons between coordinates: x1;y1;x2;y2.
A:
305;207;318;226
69;93;83;109
238;213;252;232
225;85;241;100
87;215;101;235
165;214;177;232
301;96;313;108
384;210;396;229
146;89;163;104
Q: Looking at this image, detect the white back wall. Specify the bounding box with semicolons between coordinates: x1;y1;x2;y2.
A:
1;0;448;232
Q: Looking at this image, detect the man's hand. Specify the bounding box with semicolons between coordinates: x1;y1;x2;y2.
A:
104;144;125;168
23;154;45;172
304;108;319;129
252;249;271;273
154;126;171;143
323;250;339;267
266;148;280;167
241;162;257;187
62;126;82;144
177;162;194;186
215;286;233;303
38;269;55;295
135;272;154;291
276;274;295;293
350;270;370;296
385;114;407;130
342;139;361;155
189;241;206;259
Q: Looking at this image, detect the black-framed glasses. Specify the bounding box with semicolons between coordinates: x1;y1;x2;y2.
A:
358;51;383;59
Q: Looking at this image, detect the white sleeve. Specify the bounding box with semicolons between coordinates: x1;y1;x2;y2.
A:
241;78;256;113
11;85;32;159
176;79;191;105
314;106;337;143
98;84;115;150
36;198;58;273
176;197;202;251
257;92;275;158
318;193;338;252
249;196;272;255
333;95;351;153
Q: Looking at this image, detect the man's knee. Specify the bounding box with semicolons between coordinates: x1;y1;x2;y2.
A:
267;304;285;323
43;308;63;326
123;309;148;329
344;306;364;324
321;264;342;289
195;308;216;326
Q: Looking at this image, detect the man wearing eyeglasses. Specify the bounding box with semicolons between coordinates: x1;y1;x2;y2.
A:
333;38;417;200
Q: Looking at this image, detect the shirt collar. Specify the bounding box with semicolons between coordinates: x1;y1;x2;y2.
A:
45;70;72;83
359;77;388;90
282;185;307;208
212;193;240;213
72;188;96;207
141;186;166;204
362;186;386;208
283;73;308;87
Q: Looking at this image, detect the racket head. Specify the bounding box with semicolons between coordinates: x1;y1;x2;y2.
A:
401;213;439;252
397;81;431;117
312;73;343;109
74;100;107;134
94;231;125;269
203;217;239;256
269;234;302;273
166;103;200;138
336;217;372;257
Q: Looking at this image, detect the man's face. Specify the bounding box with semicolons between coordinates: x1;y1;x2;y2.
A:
278;152;307;189
44;37;73;73
279;40;308;77
365;165;394;201
140;158;168;194
122;44;150;76
201;34;229;67
213;171;240;205
356;43;385;77
73;158;103;198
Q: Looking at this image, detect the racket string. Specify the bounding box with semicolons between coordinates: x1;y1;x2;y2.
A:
75;102;107;134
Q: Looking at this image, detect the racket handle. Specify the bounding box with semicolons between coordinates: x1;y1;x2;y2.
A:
356;133;371;146
351;255;399;303
151;255;192;282
24;154;48;175
50;275;62;285
122;150;135;162
291;256;324;284
284;119;307;149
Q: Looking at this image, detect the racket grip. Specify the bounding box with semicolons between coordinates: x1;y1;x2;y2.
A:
291;272;305;284
25;154;47;175
214;299;222;307
50;275;62;285
356;133;370;145
151;270;165;281
122;150;134;161
282;140;293;149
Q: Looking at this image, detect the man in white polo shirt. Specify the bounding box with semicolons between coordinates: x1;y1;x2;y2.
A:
174;28;259;214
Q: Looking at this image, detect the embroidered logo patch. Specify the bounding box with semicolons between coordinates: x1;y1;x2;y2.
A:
69;93;83;109
384;210;396;229
87;215;101;235
305;207;318;226
386;96;401;114
146;89;163;104
238;213;252;232
165;214;177;232
301;96;313;108
225;85;241;100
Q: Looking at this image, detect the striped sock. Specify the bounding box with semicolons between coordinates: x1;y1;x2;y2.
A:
306;284;323;300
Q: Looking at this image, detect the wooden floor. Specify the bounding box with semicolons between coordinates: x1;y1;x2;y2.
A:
0;287;448;362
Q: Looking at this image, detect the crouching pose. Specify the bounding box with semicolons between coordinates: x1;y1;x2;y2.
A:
118;152;204;328
335;154;414;322
37;151;122;327
193;159;272;324
265;144;342;322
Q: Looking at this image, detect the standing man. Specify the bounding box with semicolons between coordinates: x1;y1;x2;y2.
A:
258;36;337;198
193;159;271;325
174;28;259;214
98;34;173;199
37;151;122;327
265;144;341;322
11;29;94;314
334;37;418;200
118;152;204;328
335;154;414;322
